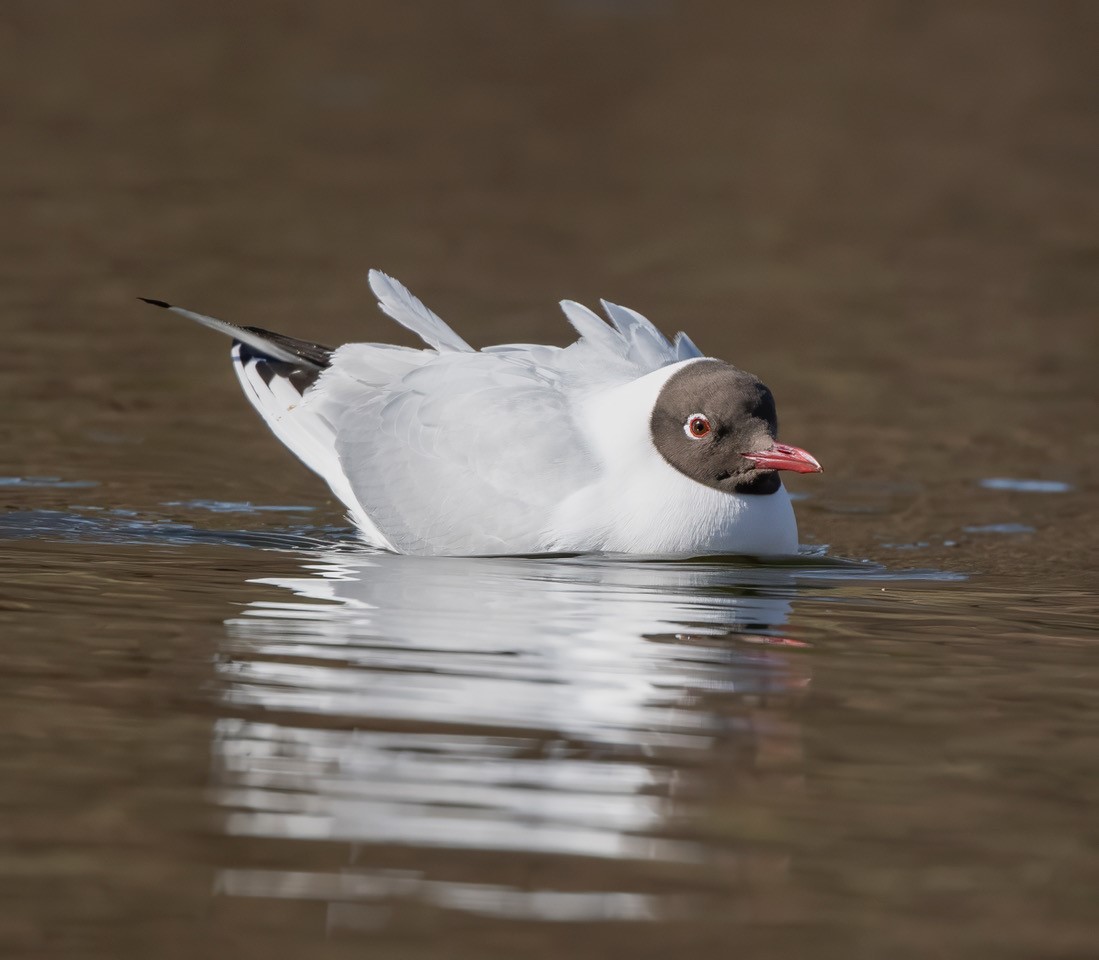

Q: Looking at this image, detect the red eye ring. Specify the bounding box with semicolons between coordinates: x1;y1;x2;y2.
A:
685;413;711;439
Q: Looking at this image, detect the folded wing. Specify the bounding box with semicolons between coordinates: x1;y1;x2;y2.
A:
321;350;596;556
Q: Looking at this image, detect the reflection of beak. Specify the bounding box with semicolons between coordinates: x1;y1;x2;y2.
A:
741;442;823;474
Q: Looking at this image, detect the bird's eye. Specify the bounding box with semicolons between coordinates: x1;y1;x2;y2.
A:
684;414;711;439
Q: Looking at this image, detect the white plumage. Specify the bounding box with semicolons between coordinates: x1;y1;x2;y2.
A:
157;271;809;557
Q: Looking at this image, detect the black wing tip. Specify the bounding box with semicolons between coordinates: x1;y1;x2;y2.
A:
138;297;171;308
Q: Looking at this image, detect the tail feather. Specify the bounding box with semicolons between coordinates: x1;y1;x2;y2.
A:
139;297;334;368
231;343;389;546
230;343;336;480
141;296;390;548
239;327;334;368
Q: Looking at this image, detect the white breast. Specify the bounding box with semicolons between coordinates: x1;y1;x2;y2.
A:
545;359;800;557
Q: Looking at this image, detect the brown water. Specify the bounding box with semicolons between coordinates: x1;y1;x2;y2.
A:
2;3;1098;958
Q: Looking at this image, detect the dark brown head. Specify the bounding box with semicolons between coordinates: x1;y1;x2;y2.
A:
650;359;821;495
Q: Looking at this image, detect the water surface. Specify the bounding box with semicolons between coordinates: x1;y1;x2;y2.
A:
4;505;1097;959
3;3;1098;959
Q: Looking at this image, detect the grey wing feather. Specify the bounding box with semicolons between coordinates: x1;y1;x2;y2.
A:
367;270;474;353
599;299;682;369
556;297;699;373
673;330;703;360
559;300;623;356
599;299;669;346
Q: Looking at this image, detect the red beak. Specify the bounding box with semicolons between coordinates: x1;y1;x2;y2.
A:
741;442;822;474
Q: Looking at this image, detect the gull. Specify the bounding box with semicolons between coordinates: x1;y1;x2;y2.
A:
141;271;821;556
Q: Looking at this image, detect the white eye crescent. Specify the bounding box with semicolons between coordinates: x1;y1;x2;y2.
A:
684;413;711;439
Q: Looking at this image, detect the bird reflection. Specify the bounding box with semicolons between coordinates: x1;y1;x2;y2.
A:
212;550;812;924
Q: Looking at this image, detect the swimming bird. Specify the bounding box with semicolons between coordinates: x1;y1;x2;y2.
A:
142;271;821;557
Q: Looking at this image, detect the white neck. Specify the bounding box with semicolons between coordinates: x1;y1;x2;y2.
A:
546;359;799;556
